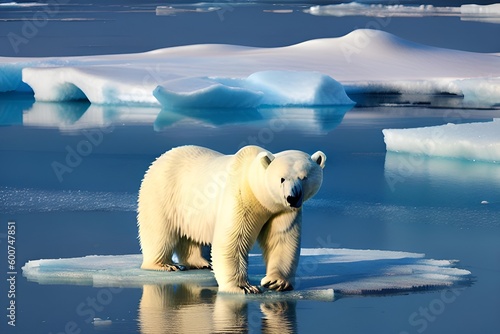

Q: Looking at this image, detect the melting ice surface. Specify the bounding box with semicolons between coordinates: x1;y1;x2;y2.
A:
22;248;471;296
383;119;500;163
1;30;500;107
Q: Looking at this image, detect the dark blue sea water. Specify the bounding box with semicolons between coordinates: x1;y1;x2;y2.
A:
1;1;500;333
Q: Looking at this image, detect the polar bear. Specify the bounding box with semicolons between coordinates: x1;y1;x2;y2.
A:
137;145;326;294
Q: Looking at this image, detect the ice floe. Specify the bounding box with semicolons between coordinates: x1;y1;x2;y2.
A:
1;29;500;107
383;119;500;163
22;248;472;295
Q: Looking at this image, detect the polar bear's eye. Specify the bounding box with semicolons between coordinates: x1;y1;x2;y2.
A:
280;178;285;184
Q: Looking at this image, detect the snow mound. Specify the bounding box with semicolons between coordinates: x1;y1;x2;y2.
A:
383;119;500;163
153;71;354;109
1;30;500;107
22;248;471;295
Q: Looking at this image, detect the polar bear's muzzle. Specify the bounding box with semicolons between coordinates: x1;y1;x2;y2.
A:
283;181;303;208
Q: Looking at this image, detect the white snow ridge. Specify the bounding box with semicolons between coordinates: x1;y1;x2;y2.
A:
2;30;500;108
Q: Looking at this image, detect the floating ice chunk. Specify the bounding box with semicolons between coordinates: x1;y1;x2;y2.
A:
156;5;221;16
22;248;472;295
383;119;500;163
153;71;354;109
454;77;500;107
92;318;112;326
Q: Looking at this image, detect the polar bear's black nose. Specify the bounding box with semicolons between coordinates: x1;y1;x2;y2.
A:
287;193;303;208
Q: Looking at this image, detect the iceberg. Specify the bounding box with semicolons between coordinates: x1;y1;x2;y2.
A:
2;30;500;107
22;248;471;295
383;119;500;163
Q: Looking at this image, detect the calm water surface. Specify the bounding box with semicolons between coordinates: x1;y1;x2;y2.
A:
1;102;499;333
1;1;500;333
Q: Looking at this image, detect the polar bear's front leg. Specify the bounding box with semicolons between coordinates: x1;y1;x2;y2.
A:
212;228;261;294
211;201;264;294
258;210;302;291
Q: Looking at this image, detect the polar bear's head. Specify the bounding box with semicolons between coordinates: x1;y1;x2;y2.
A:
252;149;326;211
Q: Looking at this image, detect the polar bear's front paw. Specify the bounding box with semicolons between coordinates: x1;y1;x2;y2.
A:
261;276;293;291
141;263;185;272
239;282;261;294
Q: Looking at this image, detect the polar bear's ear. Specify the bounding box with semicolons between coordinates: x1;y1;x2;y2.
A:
311;151;326;169
258;152;274;169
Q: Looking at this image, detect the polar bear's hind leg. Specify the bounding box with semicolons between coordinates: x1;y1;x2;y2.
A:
140;229;183;271
176;237;211;269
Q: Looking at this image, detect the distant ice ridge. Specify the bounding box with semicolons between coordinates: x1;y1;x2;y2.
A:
2;29;500;107
461;3;500;15
383;119;500;163
22;248;472;295
307;2;500;19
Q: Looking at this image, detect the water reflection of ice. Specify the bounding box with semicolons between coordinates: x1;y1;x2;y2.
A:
12;100;352;135
384;151;500;208
19;102;160;131
154;106;351;134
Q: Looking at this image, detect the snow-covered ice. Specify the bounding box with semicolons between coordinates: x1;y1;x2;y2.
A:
22;248;471;295
383;119;500;163
2;30;500;107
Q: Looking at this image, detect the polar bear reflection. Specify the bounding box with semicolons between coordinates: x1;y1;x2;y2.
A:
138;284;297;334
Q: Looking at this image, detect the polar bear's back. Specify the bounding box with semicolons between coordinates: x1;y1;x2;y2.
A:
138;146;232;244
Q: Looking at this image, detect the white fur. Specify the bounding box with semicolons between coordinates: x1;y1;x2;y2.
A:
137;145;325;293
